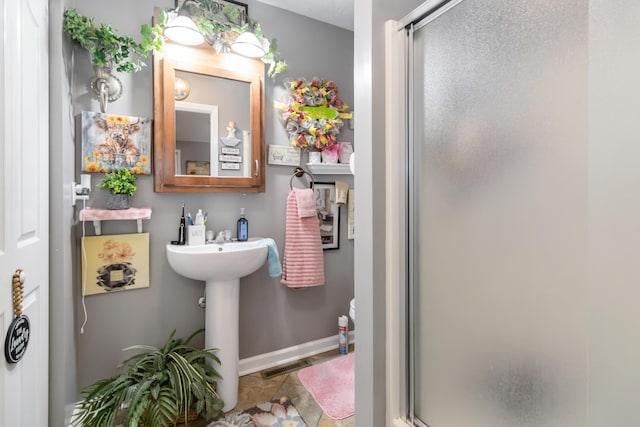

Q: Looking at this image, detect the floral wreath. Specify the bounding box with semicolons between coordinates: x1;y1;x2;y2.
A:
278;78;352;150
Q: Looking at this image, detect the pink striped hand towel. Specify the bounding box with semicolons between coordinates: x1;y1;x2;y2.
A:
294;188;317;217
281;189;325;288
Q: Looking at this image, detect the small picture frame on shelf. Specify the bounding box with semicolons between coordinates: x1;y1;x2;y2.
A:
313;182;340;250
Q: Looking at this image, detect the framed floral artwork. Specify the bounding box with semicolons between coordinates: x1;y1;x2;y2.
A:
81;233;150;295
79;111;152;175
313;182;340;250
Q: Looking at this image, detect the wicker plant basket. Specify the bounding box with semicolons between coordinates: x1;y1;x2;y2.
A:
176;411;200;424
140;410;200;426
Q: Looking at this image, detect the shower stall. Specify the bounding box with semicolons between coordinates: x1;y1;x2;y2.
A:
386;0;640;426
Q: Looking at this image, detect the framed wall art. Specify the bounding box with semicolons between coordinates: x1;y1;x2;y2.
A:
313;182;340;250
81;233;150;295
79;111;152;175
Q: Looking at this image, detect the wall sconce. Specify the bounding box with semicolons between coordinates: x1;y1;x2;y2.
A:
90;66;123;114
164;10;204;46
231;31;267;58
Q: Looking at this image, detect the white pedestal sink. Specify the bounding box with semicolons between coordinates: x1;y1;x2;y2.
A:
166;238;268;412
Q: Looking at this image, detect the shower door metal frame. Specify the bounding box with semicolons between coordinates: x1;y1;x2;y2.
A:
399;1;466;426
405;21;422;427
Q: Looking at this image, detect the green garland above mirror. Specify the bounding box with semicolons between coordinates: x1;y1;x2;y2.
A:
171;0;287;78
63;8;164;73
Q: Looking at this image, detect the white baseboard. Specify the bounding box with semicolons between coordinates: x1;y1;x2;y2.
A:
238;331;356;376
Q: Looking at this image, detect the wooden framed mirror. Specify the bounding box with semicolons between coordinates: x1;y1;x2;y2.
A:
153;39;265;192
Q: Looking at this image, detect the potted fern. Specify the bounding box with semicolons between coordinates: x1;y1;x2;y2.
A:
99;168;137;210
72;329;224;427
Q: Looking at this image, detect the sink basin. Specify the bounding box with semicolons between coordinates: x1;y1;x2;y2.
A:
166;237;270;412
166;239;268;281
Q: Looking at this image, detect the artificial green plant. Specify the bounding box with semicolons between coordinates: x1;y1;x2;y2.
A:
72;329;224;427
99;168;137;196
63;8;165;72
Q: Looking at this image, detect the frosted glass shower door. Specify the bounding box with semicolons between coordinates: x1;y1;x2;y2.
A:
409;1;587;426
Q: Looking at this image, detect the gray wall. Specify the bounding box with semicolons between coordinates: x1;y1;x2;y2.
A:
64;0;354;390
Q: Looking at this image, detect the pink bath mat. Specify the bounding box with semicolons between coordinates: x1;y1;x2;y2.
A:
298;352;355;420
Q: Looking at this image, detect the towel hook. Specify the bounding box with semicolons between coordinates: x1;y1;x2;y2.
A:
289;167;315;189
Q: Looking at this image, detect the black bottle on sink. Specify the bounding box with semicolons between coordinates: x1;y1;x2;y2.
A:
237;208;248;241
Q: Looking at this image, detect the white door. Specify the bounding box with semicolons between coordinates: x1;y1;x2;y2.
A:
0;0;49;425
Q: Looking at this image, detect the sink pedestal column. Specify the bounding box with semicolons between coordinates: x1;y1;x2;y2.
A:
165;240;268;413
205;278;240;412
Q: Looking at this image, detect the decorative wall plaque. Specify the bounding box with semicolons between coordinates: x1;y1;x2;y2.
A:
4;269;30;364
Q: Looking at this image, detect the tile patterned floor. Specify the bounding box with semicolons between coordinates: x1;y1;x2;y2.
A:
180;347;355;427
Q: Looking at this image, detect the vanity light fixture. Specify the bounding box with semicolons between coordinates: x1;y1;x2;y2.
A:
164;11;204;46
231;31;267;58
157;1;286;77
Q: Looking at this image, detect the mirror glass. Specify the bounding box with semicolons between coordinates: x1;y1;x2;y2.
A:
174;70;251;178
153;40;265;193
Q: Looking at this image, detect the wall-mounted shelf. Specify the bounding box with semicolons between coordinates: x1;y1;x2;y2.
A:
79;207;152;235
306;163;352;175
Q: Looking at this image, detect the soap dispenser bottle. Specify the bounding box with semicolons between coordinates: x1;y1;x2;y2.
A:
237;208;248;241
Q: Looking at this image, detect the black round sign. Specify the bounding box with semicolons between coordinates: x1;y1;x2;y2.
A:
4;315;30;364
